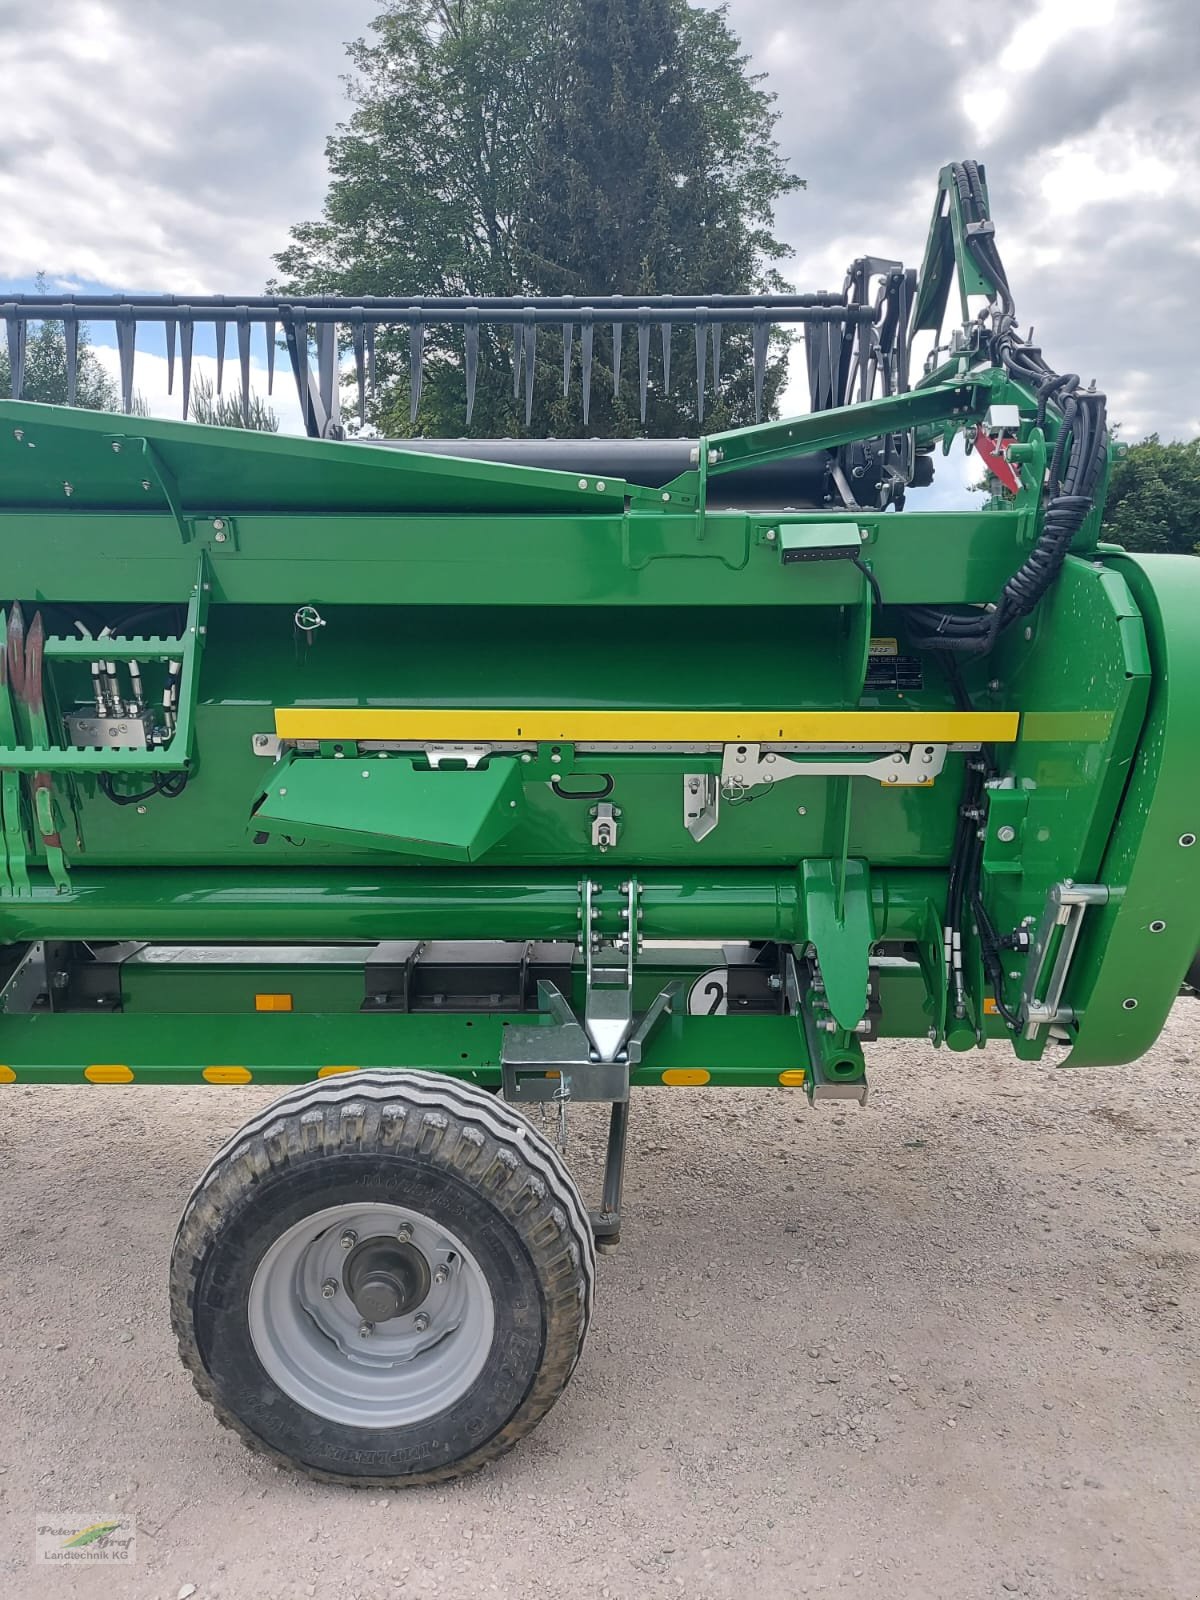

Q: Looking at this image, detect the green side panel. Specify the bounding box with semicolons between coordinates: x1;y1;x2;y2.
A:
254;755;526;863
1063;554;1200;1065
0;399;625;516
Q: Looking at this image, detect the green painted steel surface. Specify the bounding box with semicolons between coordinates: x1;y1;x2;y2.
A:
0;167;1195;1088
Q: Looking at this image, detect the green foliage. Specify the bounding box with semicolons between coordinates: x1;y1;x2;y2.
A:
0;313;123;411
187;373;279;432
1101;435;1200;555
273;0;803;437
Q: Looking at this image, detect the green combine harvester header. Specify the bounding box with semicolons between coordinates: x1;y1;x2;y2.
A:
1;161;1195;1486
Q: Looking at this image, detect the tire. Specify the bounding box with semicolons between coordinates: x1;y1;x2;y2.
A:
170;1070;595;1487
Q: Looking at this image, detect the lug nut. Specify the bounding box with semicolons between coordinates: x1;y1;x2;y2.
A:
358;1321;374;1338
413;1312;431;1332
321;1278;338;1299
340;1230;358;1249
396;1222;413;1242
433;1265;450;1285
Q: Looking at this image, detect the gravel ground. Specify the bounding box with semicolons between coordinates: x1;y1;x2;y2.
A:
2;1002;1198;1600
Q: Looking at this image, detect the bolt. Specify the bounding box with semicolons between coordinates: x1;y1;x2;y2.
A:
111;440;122;453
596;480;606;492
340;1230;357;1249
212;518;225;531
396;1222;413;1242
987;679;1001;692
63;480;73;496
550;752;561;764
661;492;671;502
1023;626;1033;641
361;769;370;778
928;1027;938;1041
136;804;147;815
433;1265;450;1285
141;479;151;491
413;1311;431;1332
255;735;269;747
1122;998;1138;1011
996;825;1016;843
214;531;227;543
578;478;588;490
358;1321;374;1338
278;787;287;796
1180;834;1196;848
1149;920;1166;933
765;529;777;542
321;1278;338;1299
797;806;807;816
13;428;23;441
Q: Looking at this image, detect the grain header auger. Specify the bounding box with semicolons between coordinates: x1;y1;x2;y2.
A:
0;159;1197;1486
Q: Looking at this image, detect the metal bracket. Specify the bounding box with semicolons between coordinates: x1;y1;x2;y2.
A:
722;742;947;791
1019;880;1110;1040
590;800;619;851
683;773;719;840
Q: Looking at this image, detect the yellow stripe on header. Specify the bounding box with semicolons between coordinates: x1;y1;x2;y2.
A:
274;708;1019;745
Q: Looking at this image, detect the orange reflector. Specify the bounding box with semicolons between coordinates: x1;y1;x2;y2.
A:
84;1064;134;1084
544;1070;561;1079
661;1068;711;1086
256;993;293;1012
778;1069;808;1087
0;1065;15;1084
318;1065;359;1078
983;997;999;1016
203;1066;253;1085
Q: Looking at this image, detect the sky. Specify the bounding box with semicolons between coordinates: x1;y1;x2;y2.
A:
0;0;1196;455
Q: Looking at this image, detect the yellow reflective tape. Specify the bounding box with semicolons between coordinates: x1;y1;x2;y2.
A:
0;1065;15;1084
84;1064;134;1084
273;707;1019;745
203;1066;254;1085
983;997;1000;1016
778;1069;808;1086
318;1065;359;1078
661;1068;711;1086
255;993;293;1012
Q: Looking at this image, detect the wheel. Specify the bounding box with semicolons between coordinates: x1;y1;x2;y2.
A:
170;1070;594;1487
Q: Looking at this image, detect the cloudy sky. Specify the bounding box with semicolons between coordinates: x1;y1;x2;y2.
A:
0;0;1196;446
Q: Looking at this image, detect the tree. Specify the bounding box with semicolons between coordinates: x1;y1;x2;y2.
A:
1101;435;1200;555
273;0;802;437
186;373;279;432
0;306;124;411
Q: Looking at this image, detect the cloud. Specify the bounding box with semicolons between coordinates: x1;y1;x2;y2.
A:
0;0;1195;442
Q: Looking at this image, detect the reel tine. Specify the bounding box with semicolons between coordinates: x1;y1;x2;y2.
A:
511;321;524;399
612;319;622;397
562;321;573;398
694;309;708;425
180;314;194;420
464;313;479;426
581;315;593;427
351;316;366;425
265;319;276;394
366;323;377;394
711;321;722;391
5;309;25;399
524;312;537;427
237;309;251;426
115;312;136;413
410;317;424;426
215;318;227;394
661;321;671;394
637;315;650;424
752;312;768;424
317;321;337;422
65;314;79;406
165;318;176;396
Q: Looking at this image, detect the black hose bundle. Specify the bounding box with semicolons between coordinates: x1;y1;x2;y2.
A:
906;161;1108;656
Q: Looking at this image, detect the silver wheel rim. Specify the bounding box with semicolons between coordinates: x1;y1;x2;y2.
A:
247;1202;495;1429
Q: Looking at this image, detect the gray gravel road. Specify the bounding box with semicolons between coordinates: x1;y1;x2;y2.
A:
2;1004;1198;1600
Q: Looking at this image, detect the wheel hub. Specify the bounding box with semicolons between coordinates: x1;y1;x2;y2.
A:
343;1236;431;1324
